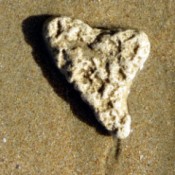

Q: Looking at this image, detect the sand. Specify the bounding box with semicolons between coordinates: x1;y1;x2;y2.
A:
0;0;174;174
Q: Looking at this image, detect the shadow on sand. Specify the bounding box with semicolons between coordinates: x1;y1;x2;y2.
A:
22;14;110;136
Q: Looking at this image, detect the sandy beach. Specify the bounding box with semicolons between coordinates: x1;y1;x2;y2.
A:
0;0;174;174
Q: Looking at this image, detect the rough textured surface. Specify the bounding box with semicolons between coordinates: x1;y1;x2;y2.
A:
0;0;174;175
43;16;150;138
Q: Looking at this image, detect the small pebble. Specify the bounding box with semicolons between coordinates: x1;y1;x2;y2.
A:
2;138;7;143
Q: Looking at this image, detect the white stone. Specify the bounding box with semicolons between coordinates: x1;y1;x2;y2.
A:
43;16;150;139
3;137;7;143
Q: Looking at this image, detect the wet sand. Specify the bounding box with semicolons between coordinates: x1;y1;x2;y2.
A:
0;0;174;174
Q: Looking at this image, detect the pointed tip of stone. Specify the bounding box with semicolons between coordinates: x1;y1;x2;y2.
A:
116;115;131;139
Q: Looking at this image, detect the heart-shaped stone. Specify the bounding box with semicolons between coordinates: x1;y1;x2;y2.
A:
43;16;150;139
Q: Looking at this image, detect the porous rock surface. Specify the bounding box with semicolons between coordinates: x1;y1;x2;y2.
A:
43;16;150;139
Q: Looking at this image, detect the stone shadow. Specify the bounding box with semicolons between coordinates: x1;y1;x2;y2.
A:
22;15;110;136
